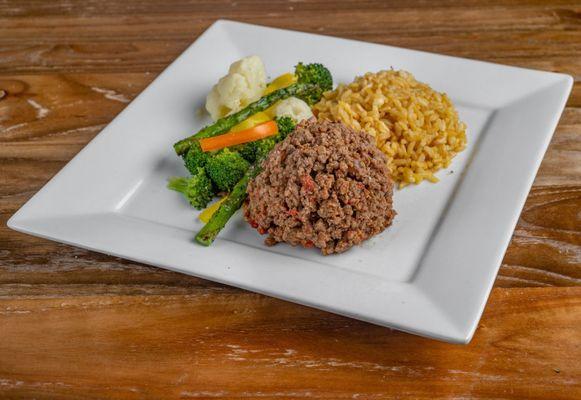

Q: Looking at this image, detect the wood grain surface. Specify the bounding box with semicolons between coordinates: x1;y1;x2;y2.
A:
0;1;580;399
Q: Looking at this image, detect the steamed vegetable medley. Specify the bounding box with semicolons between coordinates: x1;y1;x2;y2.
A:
168;56;333;246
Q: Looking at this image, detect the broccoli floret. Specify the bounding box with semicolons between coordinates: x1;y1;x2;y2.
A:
183;141;210;175
234;140;257;163
235;138;273;163
294;62;333;105
274;116;296;141
205;148;250;192
168;168;215;210
255;137;277;159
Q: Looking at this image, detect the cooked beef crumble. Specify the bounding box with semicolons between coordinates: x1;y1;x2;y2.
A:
245;117;396;255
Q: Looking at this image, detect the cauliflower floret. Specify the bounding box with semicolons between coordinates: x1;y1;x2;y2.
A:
208;73;248;117
229;56;266;103
205;56;266;120
274;97;314;122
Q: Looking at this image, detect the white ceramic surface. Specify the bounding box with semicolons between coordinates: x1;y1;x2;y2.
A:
8;20;572;343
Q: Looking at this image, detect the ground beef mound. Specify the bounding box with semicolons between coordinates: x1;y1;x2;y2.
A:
245;117;396;255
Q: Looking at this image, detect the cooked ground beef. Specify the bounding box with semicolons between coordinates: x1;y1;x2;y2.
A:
244;117;396;255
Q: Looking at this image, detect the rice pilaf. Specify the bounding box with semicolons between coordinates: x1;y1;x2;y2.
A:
313;70;467;187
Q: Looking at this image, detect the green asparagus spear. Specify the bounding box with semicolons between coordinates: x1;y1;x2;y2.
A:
175;84;306;156
174;63;332;156
194;164;259;246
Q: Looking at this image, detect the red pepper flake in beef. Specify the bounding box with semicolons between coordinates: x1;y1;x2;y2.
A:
301;175;316;191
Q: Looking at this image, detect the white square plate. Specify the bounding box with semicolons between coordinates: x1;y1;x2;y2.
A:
8;20;572;343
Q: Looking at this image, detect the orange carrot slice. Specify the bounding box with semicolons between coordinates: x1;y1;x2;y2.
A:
199;121;278;152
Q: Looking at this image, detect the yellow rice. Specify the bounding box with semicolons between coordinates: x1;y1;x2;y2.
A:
313;70;467;187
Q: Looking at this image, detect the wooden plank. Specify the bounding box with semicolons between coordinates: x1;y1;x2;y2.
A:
1;6;580;42
0;3;579;75
0;74;147;145
0;287;579;399
1;32;580;75
1;0;580;18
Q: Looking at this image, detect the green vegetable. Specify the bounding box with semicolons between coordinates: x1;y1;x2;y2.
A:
235;138;273;163
181;138;248;196
183;141;210;175
167;168;215;210
205;148;250;192
195;163;260;246
273;116;296;140
174;63;332;156
293;63;334;105
195;117;297;246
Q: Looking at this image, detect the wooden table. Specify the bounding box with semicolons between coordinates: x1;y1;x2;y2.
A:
1;1;580;398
